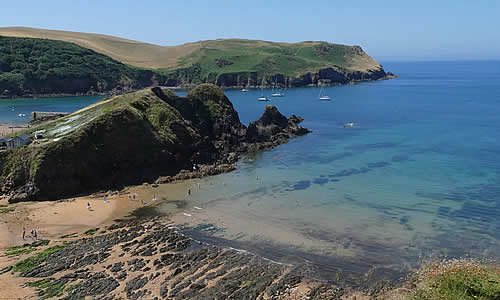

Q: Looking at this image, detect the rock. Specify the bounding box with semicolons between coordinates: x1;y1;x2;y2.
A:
1;85;310;203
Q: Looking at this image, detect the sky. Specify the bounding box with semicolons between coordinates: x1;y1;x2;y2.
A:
1;0;499;61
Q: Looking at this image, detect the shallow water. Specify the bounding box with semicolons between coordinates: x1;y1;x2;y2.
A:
171;61;500;278
2;62;499;280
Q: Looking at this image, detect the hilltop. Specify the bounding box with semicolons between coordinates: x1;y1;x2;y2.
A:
0;84;309;202
0;36;156;97
1;27;393;89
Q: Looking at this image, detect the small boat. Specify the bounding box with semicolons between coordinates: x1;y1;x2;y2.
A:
271;82;284;97
17;113;26;117
257;85;270;101
318;85;331;101
242;89;249;92
343;122;357;128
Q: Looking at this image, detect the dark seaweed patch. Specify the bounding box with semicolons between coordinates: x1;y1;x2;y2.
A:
344;194;356;202
329;167;371;178
437;206;451;217
318;152;354;164
391;155;412;163
366;161;391;168
291;180;311;191
312;178;329;185
345;142;400;151
399;216;410;225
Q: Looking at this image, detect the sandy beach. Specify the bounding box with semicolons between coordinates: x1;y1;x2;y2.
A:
0;180;193;299
0;123;28;138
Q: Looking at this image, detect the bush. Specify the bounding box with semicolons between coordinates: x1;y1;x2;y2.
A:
409;259;500;300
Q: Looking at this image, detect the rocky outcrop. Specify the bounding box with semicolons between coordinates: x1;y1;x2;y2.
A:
0;84;310;202
164;66;391;89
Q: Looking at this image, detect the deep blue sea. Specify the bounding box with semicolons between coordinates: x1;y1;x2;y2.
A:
2;61;499;278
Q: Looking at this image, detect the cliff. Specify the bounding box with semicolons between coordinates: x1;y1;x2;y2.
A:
158;41;393;88
0;84;310;202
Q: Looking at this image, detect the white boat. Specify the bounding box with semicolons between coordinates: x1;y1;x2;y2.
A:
242;89;248;92
271;82;284;97
17;113;26;117
257;85;270;101
318;85;331;101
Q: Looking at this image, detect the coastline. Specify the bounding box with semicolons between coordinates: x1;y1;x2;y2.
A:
0;74;398;100
0;179;402;299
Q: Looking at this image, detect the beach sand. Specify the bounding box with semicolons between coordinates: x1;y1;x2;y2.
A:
0;123;28;137
0;180;192;299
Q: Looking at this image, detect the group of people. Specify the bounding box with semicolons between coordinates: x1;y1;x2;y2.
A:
22;227;38;241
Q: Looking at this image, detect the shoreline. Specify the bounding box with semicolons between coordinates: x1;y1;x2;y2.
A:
1;177;497;299
0;180;192;299
0;75;398;100
0;174;403;298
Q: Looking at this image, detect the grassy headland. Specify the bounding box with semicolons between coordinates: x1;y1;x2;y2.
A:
1;27;391;90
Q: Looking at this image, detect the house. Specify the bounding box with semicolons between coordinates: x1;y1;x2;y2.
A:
12;133;32;148
0;137;14;149
0;134;32;150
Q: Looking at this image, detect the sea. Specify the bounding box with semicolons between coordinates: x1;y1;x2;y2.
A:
2;61;499;281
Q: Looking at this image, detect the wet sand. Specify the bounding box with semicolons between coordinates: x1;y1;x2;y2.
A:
0;181;192;299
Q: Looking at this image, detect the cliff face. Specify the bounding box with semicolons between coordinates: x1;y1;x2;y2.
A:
163;65;389;88
0;84;310;202
159;42;393;88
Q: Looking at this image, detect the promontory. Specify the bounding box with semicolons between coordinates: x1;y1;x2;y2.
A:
0;27;395;97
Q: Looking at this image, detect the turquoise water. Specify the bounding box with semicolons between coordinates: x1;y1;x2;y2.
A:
0;95;104;124
2;62;499;278
174;61;500;277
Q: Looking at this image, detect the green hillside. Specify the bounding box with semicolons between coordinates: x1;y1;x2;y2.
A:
0;27;390;89
158;39;387;87
171;39;376;75
0;36;154;96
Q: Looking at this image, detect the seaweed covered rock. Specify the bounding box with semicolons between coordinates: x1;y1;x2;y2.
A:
246;105;311;143
0;84;310;202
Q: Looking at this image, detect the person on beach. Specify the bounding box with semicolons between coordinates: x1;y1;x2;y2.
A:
128;193;132;200
33;229;38;241
188;188;191;196
87;202;92;211
133;193;136;201
22;227;26;240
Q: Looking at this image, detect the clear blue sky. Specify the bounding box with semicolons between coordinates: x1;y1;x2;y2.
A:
1;0;499;61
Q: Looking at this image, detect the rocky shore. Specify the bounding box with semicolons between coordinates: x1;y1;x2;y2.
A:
0;217;399;299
